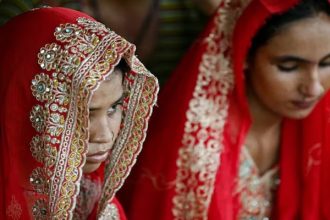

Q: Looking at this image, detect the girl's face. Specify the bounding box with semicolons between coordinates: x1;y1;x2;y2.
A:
248;14;330;119
83;69;124;173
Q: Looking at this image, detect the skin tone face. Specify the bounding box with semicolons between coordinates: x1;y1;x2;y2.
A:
244;13;330;173
248;13;330;120
83;68;124;173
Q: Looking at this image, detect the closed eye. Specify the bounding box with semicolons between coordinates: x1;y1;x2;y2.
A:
272;56;306;73
277;61;299;72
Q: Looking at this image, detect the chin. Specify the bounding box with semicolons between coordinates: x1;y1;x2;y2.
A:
284;108;314;120
82;162;101;173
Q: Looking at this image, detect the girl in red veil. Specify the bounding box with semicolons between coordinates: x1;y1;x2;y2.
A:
120;0;330;219
0;7;158;219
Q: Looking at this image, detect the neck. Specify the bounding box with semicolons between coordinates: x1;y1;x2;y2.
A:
245;85;282;174
247;86;282;135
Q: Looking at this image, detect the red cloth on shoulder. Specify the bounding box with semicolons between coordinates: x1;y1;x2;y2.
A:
119;0;330;219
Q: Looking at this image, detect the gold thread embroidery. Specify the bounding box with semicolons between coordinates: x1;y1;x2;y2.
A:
31;73;53;102
98;58;159;212
29;17;131;218
30;105;48;133
6;196;22;220
172;0;251;219
32;199;49;219
236;148;279;219
29;15;159;218
98;203;120;220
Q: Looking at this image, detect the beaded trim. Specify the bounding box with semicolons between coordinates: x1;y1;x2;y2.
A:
98;203;120;220
29;16;158;218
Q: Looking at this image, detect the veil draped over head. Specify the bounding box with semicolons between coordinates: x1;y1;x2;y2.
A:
0;7;158;219
119;0;330;219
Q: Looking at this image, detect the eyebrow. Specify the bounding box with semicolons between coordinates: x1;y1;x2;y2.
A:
272;55;309;64
272;54;330;64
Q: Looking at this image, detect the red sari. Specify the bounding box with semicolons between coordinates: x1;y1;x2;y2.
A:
0;7;159;219
119;0;330;219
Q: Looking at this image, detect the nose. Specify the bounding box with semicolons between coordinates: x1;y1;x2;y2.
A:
299;69;324;98
89;117;113;143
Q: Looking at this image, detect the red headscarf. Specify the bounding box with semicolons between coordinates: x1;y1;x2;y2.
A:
119;0;330;219
0;7;158;219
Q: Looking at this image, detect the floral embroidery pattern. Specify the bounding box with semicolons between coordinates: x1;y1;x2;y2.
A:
30;167;50;194
6;196;22;220
236;147;279;220
29;17;130;218
28;15;158;219
172;0;251;219
32;199;48;219
98;57;159;212
31;73;53;102
30;105;48;133
98;203;120;220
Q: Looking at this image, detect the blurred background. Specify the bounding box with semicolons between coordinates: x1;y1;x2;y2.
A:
0;0;220;85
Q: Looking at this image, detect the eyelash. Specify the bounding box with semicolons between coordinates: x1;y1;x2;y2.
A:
277;64;298;72
277;60;330;72
107;101;123;117
319;61;330;67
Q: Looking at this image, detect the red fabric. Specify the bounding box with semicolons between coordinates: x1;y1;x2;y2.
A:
119;0;330;219
0;7;128;219
0;8;84;219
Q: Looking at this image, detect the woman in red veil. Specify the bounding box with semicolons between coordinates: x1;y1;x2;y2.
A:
0;7;158;219
119;0;330;219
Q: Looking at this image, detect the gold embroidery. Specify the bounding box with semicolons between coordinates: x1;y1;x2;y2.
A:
30;167;50;194
30;135;45;163
31;73;53;102
29;17;130;218
77;17;109;35
28;15;159;218
32;199;48;219
30;105;48;133
98;58;159;212
6;196;22;220
236;148;279;219
98;203;120;220
172;0;251;219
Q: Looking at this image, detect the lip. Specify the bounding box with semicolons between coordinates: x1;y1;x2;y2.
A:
86;151;109;163
291;100;316;109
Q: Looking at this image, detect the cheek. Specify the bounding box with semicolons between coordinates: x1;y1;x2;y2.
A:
251;68;297;105
321;73;330;92
255;65;296;90
109;113;123;136
88;116;97;135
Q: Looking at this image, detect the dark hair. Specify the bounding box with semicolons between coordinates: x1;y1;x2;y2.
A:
247;0;330;61
115;59;130;74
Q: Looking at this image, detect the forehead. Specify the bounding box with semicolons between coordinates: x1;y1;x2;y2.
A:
260;14;330;59
90;71;123;107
